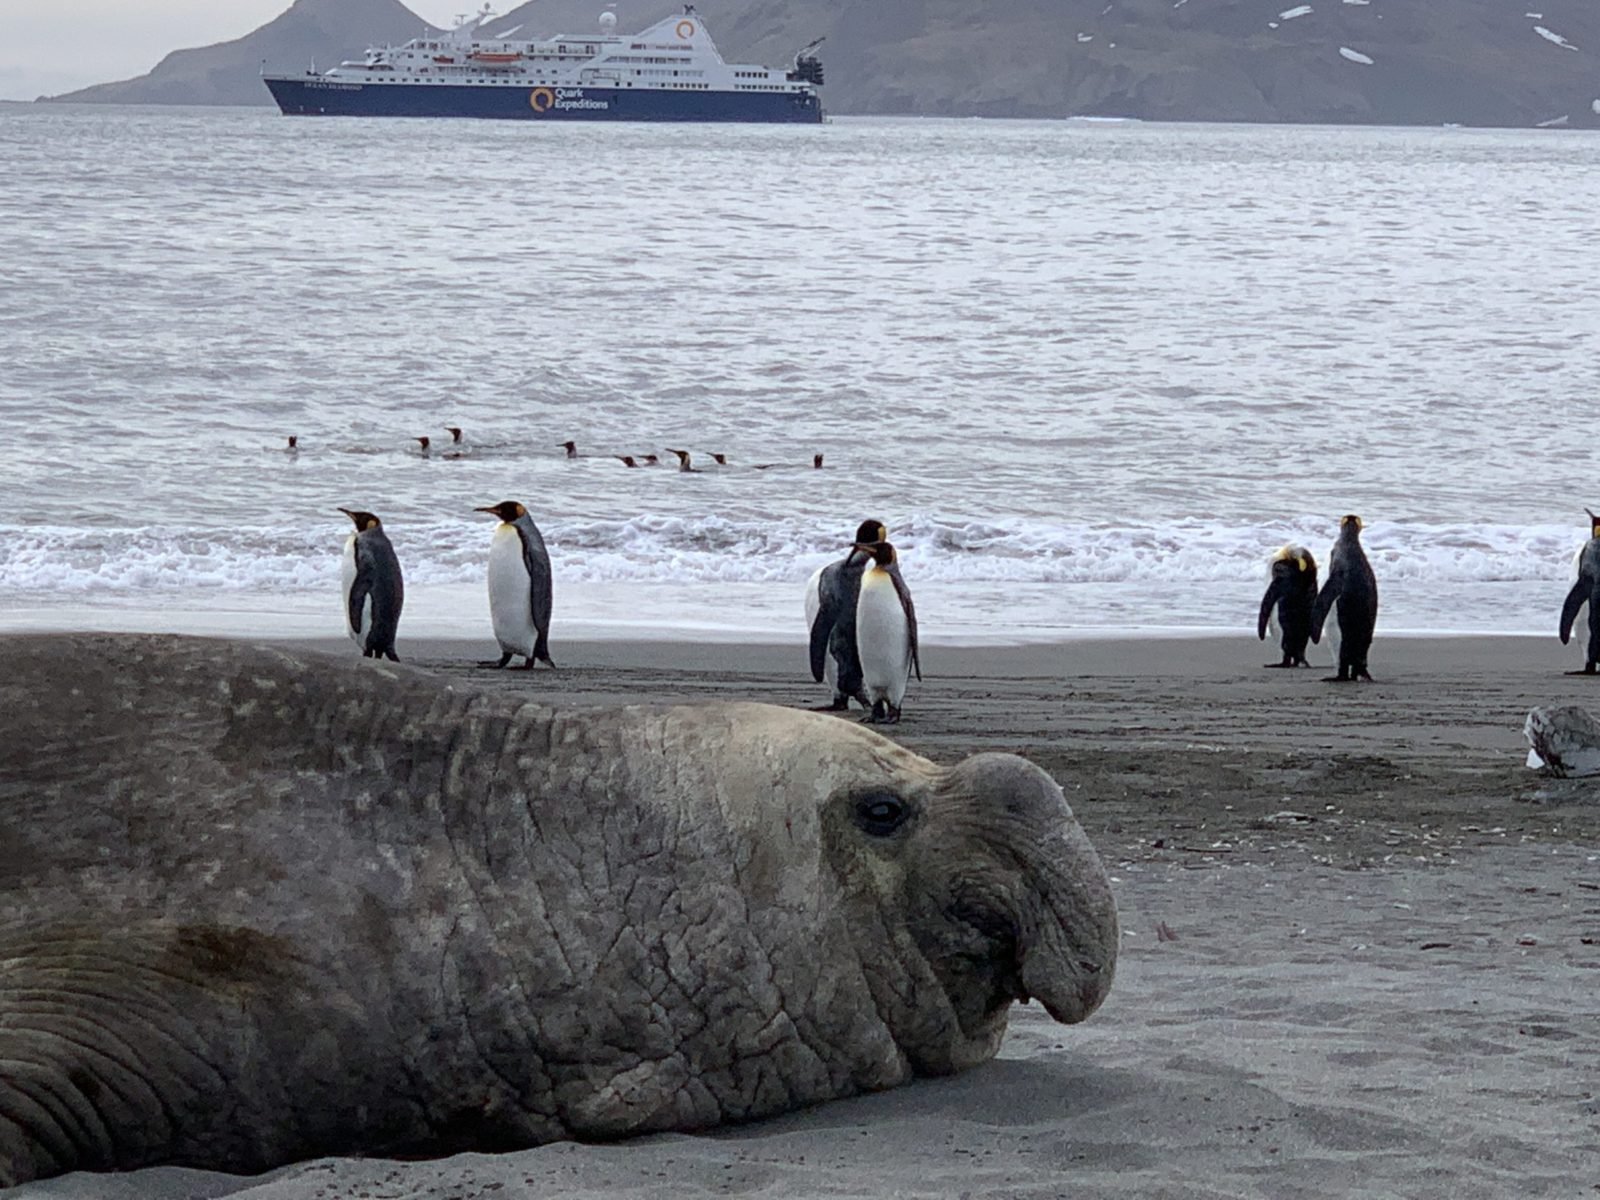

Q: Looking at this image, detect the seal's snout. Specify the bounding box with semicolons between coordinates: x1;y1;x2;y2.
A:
949;752;1119;1026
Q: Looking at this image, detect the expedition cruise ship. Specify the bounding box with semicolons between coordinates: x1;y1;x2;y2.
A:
263;5;824;124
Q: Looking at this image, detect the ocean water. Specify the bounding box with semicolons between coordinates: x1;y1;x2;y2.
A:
2;104;1598;644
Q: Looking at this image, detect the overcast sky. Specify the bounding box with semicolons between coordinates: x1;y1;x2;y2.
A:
0;1;464;101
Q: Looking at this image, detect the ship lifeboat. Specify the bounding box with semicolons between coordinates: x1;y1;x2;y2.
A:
468;51;522;63
433;54;456;63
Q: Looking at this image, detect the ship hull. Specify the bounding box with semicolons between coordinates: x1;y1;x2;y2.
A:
263;77;822;123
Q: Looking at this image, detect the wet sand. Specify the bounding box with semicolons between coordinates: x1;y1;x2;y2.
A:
17;633;1600;1199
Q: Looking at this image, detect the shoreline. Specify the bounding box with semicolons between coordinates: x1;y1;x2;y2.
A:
9;630;1600;1198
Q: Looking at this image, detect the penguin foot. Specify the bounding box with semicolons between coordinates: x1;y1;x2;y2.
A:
1322;676;1355;684
1562;667;1600;676
517;658;539;670
883;705;903;725
538;657;558;670
1263;662;1293;669
812;697;851;713
864;700;889;724
478;653;513;669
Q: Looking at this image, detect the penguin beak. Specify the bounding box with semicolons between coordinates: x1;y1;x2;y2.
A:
473;506;499;515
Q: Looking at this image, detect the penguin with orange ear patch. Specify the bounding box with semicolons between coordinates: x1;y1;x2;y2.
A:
1311;515;1378;683
1559;507;1600;674
1257;545;1318;667
338;508;404;662
474;500;555;670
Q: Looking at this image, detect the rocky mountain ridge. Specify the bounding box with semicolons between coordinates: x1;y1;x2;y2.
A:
44;0;1600;127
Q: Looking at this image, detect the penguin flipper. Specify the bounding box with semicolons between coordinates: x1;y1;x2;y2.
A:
891;565;921;682
1258;575;1287;642
517;522;554;646
347;544;375;642
1310;576;1341;644
1560;577;1589;645
808;564;843;684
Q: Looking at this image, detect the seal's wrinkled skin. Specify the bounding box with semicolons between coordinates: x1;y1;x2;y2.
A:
0;635;1117;1185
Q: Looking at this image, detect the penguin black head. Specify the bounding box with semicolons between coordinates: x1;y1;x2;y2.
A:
667;448;689;461
710;453;727;465
1586;508;1600;538
415;436;431;451
338;508;381;532
640;454;659;464
475;500;527;524
1340;514;1363;533
813;453;825;469
617;455;637;467
445;426;463;444
561;441;578;457
853;519;888;546
852;540;897;567
286;435;298;450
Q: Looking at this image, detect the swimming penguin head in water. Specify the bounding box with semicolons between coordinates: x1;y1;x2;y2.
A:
474;501;527;524
445;426;464;445
814;454;825;469
616;455;637;468
338;508;382;533
414;436;431;455
561;440;578;458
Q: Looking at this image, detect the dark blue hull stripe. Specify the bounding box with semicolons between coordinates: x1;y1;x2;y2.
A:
263;78;823;124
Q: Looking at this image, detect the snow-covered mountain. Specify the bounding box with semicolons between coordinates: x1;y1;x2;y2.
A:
43;0;1600;128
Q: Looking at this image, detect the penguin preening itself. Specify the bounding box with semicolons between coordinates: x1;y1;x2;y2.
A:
474;500;555;670
1257;545;1318;667
1311;515;1378;683
1558;507;1600;673
804;520;887;710
338;508;404;662
853;540;921;724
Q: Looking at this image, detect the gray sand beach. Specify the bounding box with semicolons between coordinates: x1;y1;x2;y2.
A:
11;632;1599;1198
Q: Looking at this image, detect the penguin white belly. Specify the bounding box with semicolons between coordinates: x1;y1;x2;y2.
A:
487;525;537;656
856;570;910;707
803;566;836;690
340;536;370;645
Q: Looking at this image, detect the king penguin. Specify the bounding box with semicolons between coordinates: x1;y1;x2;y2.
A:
853;539;921;723
1257;544;1318;667
804;519;887;710
338;508;404;662
1558;507;1600;673
474;500;555;670
1311;515;1378;683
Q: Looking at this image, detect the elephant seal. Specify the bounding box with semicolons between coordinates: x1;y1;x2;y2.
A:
0;634;1117;1186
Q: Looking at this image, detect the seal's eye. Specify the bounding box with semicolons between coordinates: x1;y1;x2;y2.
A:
854;792;909;837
